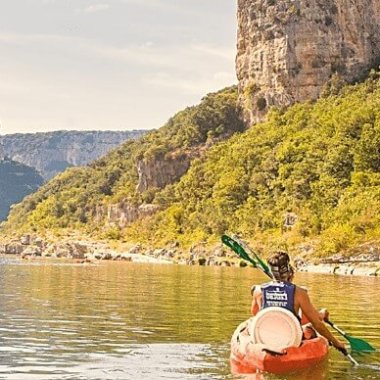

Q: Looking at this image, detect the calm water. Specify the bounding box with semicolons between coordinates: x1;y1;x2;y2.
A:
0;255;379;380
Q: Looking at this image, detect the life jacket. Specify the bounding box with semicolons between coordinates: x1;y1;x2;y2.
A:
261;281;298;318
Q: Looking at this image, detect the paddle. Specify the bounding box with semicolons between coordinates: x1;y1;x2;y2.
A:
221;235;257;268
221;234;373;365
222;234;273;279
326;320;375;352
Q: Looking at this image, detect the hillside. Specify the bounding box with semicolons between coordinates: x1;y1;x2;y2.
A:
139;72;380;257
0;130;148;180
3;87;244;232
4;74;380;260
0;159;44;221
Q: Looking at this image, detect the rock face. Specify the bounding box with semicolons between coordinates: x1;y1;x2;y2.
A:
236;0;380;126
136;152;191;193
95;202;161;228
0;130;148;180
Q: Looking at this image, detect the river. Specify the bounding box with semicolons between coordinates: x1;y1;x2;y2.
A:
0;255;379;379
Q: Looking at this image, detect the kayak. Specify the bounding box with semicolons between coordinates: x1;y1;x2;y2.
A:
230;317;329;375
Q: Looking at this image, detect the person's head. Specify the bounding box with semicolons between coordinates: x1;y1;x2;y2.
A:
267;251;294;282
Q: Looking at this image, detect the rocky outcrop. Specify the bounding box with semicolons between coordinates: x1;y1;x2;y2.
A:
0;130;148;180
95;202;161;228
100;150;199;227
298;263;380;276
136;152;191;193
296;248;380;276
237;0;380;126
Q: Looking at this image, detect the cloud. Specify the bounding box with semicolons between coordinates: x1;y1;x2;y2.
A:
0;30;236;132
119;0;183;13
142;72;204;95
0;32;235;70
213;71;237;82
192;44;233;61
142;69;236;96
84;3;110;13
91;41;235;70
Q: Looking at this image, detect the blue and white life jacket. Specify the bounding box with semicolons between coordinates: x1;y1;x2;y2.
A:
261;281;297;317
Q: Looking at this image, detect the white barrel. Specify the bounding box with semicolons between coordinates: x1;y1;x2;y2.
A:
249;307;303;351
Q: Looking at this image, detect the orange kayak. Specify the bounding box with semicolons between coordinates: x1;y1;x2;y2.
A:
230;320;329;374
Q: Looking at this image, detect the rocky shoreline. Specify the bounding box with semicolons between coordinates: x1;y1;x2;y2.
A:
0;234;237;267
1;234;379;276
297;262;380;277
294;248;380;276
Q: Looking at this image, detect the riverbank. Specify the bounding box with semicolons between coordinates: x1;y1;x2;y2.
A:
0;233;236;267
297;262;380;276
1;233;379;276
294;243;380;276
0;234;173;265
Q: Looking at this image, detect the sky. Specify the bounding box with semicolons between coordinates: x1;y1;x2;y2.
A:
0;0;238;134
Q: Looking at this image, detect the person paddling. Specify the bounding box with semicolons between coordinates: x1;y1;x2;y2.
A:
250;251;347;354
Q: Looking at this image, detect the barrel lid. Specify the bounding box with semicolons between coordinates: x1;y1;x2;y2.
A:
249;307;303;351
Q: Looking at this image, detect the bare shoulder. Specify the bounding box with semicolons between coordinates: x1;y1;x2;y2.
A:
295;285;309;300
253;286;262;296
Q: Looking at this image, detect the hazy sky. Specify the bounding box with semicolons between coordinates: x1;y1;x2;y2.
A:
0;1;237;134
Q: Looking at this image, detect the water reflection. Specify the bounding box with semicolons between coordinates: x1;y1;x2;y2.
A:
0;256;379;379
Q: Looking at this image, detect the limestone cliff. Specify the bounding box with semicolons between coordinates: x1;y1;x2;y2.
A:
100;151;197;227
95;202;161;228
0;130;148;180
237;0;380;126
136;151;193;193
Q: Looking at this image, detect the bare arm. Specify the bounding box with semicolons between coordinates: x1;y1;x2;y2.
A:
297;288;346;351
301;308;329;325
250;287;261;316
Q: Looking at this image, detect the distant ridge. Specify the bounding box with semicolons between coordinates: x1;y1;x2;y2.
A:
0;129;149;180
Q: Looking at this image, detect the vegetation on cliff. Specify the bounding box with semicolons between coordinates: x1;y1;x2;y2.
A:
4;73;380;258
128;71;380;257
4;86;244;231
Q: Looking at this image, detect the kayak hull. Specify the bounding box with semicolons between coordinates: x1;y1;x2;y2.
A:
230;320;329;375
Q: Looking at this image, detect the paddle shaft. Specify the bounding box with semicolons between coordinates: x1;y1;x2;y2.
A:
326;320;347;337
347;354;359;366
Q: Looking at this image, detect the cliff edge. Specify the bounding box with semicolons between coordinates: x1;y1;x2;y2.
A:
237;0;380;126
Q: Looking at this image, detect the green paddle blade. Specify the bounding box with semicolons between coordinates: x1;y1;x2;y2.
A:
347;335;376;352
221;235;257;267
230;235;273;279
251;250;272;278
327;320;376;352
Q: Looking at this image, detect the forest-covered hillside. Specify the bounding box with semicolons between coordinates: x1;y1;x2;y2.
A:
3;87;244;233
4;73;380;258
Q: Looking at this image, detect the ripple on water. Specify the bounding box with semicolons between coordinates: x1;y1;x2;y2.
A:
0;343;227;380
0;260;379;379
